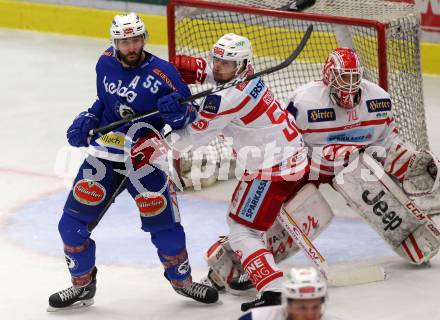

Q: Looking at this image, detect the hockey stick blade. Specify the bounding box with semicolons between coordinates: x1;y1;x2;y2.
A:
90;24;313;137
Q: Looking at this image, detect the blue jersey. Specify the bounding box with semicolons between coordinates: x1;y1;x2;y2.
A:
86;47;191;161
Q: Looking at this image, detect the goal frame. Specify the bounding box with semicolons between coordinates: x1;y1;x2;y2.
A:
167;0;389;91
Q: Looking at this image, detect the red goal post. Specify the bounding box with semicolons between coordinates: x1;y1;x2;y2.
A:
167;0;428;188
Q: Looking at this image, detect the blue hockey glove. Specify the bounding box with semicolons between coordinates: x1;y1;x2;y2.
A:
67;111;100;147
157;92;194;130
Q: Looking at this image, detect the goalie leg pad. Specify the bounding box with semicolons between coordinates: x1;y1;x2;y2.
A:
205;236;244;291
334;153;440;264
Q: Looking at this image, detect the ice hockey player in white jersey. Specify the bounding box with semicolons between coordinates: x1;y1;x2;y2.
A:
157;33;311;311
238;267;338;320
198;47;440;296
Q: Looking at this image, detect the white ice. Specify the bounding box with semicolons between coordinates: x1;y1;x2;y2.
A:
1;29;440;320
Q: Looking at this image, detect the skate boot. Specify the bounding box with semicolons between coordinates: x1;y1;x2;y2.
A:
241;291;281;312
174;281;219;304
229;272;255;293
47;267;97;312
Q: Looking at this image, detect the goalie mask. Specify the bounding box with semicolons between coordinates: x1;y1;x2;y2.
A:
323;48;363;109
110;12;148;49
211;33;252;79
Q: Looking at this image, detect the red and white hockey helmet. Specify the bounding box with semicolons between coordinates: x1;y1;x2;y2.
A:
323;48;363;109
282;267;327;303
110;12;148;48
211;33;252;75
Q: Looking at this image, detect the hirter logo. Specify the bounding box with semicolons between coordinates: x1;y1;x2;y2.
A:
73;180;106;206
135;193;167;217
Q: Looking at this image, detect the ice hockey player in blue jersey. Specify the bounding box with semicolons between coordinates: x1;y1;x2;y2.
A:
47;12;218;311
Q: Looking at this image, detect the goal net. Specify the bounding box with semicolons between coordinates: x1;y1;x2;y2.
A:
167;0;428;189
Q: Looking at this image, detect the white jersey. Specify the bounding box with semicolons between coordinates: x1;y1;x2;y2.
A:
171;62;308;180
287;79;401;177
238;305;339;320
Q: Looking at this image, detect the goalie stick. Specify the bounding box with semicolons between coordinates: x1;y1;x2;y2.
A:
89;24;313;137
277;209;386;287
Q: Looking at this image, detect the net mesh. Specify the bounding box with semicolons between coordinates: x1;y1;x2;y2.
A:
170;0;428;188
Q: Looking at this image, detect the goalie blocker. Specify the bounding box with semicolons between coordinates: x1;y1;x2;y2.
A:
333;152;440;264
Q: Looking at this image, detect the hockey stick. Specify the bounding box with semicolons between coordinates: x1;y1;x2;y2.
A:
89;24;313;137
277;209;386;287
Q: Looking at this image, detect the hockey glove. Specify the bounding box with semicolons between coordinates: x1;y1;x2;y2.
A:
157;92;195;130
171;55;207;84
67;111;100;147
130;131;169;170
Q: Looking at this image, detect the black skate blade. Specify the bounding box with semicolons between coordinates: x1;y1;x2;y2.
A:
46;298;94;312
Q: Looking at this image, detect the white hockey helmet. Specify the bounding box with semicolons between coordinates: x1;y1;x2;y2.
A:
282;267;327;303
212;33;252;73
110;12;148;48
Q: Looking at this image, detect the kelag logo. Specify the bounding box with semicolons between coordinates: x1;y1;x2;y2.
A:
327;128;374;143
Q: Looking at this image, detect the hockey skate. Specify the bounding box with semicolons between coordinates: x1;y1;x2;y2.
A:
228;272;255;295
164;271;219;303
241;291;281;312
47;267;97;312
173;281;219;304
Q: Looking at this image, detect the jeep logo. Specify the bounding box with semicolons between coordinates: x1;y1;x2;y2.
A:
362;189;403;231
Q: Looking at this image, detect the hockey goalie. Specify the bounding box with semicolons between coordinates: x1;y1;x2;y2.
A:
194;48;440;297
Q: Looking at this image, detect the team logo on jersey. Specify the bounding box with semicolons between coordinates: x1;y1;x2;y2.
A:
73;180;106;206
135;193;167;217
116;102;135;119
307;108;336;122
191;119;209;131
327;128;374;143
238;180;270;223
366;98;391;112
203;95;221;114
